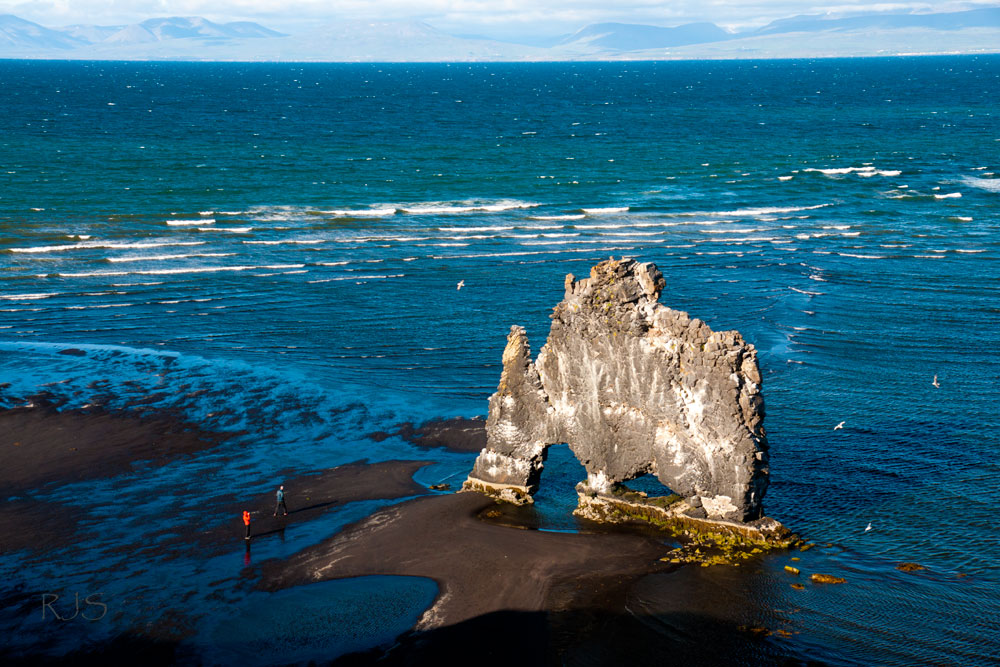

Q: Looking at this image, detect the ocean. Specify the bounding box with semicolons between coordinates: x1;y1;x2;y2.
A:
1;57;998;665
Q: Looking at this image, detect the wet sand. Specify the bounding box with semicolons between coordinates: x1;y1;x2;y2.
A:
0;407;229;495
259;491;682;663
369;416;487;453
194;460;431;554
1;408;799;665
0;406;428;559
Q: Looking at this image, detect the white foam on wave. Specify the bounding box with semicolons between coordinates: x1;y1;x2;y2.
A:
789;287;823;296
11;240;206;254
440;234;498;240
306;274;404;283
0;293;59;301
400;200;538;215
778;176;794;181
960;176;1000;193
689;204;830;217
696;236;781;243
956;249;986;253
437;226;515;232
579;221;684;230
63;303;134;310
166;219;211;226
108;252;234;263
582;207;630;215
595;230;663;237
700;227;762;234
199;226;251;233
243;239;326;246
519;238;661;246
804;166;900;177
530;214;586;221
838;253;887;259
322;207;397;218
431;246;635;261
49;264;305;278
934;192;962;199
508;233;581;239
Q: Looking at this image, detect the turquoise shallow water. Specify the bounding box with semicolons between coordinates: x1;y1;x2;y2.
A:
1;57;999;664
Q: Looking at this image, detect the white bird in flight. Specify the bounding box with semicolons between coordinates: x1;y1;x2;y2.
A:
932;375;940;388
834;421;845;430
865;522;873;532
456;280;465;290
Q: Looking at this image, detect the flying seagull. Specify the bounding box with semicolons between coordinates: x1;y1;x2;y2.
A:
457;280;465;290
932;375;940;388
834;421;845;430
865;522;873;532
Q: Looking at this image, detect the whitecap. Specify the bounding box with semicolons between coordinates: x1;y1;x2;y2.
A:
167;219;211;226
778;176;794;181
960;176;1000;193
400;200;538;215
306;274;404;283
437;226;514;232
934;193;962;199
582;207;630;214
11;240;205;253
838;253;887;259
529;214;586;221
0;293;58;301
243;239;326;245
108;252;235;263
53;264;305;278
322;207;397;217
697;204;829;217
804;166;899;177
199;227;251;233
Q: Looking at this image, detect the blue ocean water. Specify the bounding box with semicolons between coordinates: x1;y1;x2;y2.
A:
1;58;998;664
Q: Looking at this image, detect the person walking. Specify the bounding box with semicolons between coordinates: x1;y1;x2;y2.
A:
274;485;288;517
243;510;251;540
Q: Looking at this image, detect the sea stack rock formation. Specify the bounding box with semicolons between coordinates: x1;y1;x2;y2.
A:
464;258;773;528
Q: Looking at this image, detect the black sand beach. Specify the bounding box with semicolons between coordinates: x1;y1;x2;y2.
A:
2;410;806;666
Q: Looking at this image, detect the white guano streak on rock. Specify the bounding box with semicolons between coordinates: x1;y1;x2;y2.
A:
586;470;613;494
702;494;738;519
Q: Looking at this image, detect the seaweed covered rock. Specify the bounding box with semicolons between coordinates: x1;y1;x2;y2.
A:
463;258;770;523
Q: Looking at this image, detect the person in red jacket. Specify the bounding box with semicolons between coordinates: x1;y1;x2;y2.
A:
243;510;251;540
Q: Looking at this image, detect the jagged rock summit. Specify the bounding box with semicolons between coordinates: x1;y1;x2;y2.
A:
463;258;773;529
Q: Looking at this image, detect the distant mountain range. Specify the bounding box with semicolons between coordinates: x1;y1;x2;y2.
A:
1;9;998;61
0;15;283;50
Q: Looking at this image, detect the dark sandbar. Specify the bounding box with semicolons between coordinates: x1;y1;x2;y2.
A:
0;407;229;495
370;416;487;454
260;492;667;628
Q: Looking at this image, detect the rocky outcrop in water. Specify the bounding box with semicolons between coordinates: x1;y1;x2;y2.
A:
463;258;770;524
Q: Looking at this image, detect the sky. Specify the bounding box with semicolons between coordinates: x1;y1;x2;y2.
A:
2;0;996;37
